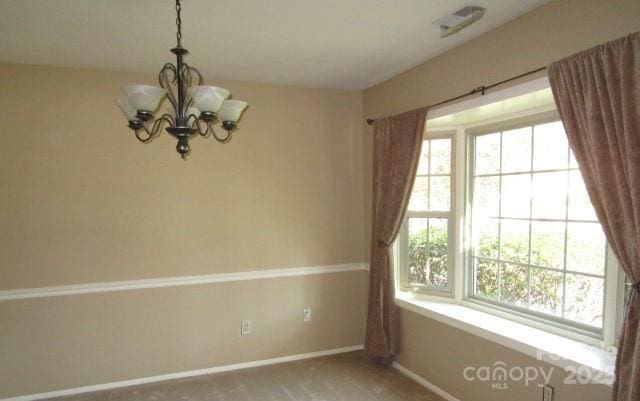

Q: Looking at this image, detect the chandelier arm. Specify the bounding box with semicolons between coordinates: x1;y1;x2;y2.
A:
134;129;154;143
159;113;176;127
212;128;232;143
135;114;173;143
159;63;178;110
185;64;204;85
191;117;210;137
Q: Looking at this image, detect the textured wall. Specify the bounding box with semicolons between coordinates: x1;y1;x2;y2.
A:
0;63;367;398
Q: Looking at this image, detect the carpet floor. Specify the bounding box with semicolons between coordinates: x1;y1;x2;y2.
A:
46;351;445;401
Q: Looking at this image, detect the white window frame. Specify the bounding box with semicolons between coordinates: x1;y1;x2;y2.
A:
397;132;456;296
463;112;617;341
394;79;626;348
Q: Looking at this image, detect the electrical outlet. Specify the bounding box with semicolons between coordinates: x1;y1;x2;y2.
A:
303;308;312;322
241;319;252;335
542;385;554;401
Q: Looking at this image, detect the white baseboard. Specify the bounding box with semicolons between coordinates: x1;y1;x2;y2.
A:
2;345;364;401
393;362;461;401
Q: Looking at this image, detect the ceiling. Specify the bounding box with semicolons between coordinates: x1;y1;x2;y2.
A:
0;0;550;90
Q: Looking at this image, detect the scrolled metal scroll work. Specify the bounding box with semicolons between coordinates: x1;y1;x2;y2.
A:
118;0;247;160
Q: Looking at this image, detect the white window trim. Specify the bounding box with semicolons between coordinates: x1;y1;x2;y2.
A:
394;77;625;353
398;132;456;296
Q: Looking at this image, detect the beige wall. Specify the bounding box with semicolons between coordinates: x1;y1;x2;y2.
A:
0;273;366;398
363;0;640;400
0;63;367;398
398;309;611;401
0;64;366;289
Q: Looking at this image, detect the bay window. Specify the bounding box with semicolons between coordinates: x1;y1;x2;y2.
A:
397;85;624;345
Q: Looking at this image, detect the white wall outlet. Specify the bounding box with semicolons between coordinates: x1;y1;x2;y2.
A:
542;385;554;401
241;319;252;335
303;308;312;322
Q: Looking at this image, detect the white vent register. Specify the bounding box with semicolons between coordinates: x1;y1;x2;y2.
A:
433;6;486;38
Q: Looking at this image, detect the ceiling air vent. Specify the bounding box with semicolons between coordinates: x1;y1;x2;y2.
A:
434;6;486;38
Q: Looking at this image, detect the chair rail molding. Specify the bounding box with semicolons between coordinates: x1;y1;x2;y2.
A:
0;262;369;301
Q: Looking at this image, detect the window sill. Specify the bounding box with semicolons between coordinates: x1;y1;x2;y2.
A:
396;292;615;386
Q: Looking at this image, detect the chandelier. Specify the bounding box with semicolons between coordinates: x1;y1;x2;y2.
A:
116;0;248;159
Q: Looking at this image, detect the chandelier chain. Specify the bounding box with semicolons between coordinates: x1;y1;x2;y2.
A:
175;0;182;48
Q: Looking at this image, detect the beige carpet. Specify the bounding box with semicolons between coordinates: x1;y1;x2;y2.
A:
46;351;445;401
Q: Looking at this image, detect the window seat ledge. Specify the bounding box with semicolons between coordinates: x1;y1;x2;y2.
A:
395;294;615;386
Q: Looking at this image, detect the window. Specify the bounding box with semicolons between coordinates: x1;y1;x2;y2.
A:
468;120;607;333
397;85;625;344
400;135;454;293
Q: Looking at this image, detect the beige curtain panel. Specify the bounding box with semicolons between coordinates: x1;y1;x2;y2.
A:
365;108;428;363
548;32;640;401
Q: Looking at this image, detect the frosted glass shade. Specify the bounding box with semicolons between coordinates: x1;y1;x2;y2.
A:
187;86;230;113
116;96;138;121
122;85;166;112
218;100;248;122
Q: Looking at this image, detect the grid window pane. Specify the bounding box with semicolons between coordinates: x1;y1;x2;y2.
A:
500;263;528;307
430;176;450;211
427;218;449;287
473;176;499;218
501;174;531;218
501;127;532;173
564;274;604;328
500;219;530;263
530;268;563;316
533;121;568;171
530;221;565;269
475;133;500;175
408;218;428;285
470;120;606;332
532;171;568;220
430;139;451;174
473;219;499;259
409;138;452;213
566;222;606;275
475;259;498;300
407;217;449;287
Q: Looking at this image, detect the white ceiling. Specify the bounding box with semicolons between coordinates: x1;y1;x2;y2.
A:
0;0;550;89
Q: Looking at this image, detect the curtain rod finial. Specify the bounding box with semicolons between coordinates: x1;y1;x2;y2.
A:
366;118;375;126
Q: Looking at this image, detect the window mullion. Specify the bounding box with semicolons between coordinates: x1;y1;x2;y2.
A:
497;131;503;301
527;127;534;310
561;144;571;320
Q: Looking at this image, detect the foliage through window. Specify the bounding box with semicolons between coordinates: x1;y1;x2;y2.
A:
469;121;606;331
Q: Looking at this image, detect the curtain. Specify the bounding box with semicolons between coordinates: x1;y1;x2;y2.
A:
548;32;640;401
365;107;428;363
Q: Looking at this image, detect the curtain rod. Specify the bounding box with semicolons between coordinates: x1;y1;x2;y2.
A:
365;66;547;126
